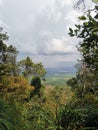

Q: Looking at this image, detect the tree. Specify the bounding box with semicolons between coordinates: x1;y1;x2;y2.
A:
68;6;98;129
0;27;9;76
0;76;34;103
18;56;34;78
69;6;98;71
18;56;46;79
7;45;18;76
30;77;41;97
69;6;98;102
67;77;78;89
0;28;18;77
32;63;46;78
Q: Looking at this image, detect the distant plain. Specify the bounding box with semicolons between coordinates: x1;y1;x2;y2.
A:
43;70;75;87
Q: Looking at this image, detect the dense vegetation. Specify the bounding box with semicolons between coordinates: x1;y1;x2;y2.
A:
0;4;98;130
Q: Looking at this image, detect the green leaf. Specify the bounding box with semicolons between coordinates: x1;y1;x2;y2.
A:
78;16;86;20
75;24;81;29
95;5;98;10
69;28;73;33
68;32;74;37
94;13;98;19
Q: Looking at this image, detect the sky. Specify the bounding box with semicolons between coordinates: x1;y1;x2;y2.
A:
0;0;94;70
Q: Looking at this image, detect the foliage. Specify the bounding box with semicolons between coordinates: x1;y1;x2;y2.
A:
0;76;34;103
30;76;42;97
0;99;15;130
18;56;46;78
84;107;98;129
0;27;48;130
0;99;27;130
57;106;85;130
68;6;98;97
0;29;18;77
67;77;78;89
68;5;98;130
24;85;74;130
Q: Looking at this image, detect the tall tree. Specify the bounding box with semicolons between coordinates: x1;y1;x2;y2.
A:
7;45;18;76
0;27;8;64
68;5;98;103
0;27;18;76
18;56;46;79
69;6;98;71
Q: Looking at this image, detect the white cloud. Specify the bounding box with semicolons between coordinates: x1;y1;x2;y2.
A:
0;0;83;68
47;37;77;54
47;10;62;22
39;1;63;22
27;54;78;68
60;0;72;7
65;10;82;24
0;0;4;6
0;19;3;25
38;0;73;22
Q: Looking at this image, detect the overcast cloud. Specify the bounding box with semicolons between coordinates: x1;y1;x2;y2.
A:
0;0;94;69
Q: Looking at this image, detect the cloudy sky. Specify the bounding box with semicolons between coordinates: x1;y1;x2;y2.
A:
0;0;94;70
